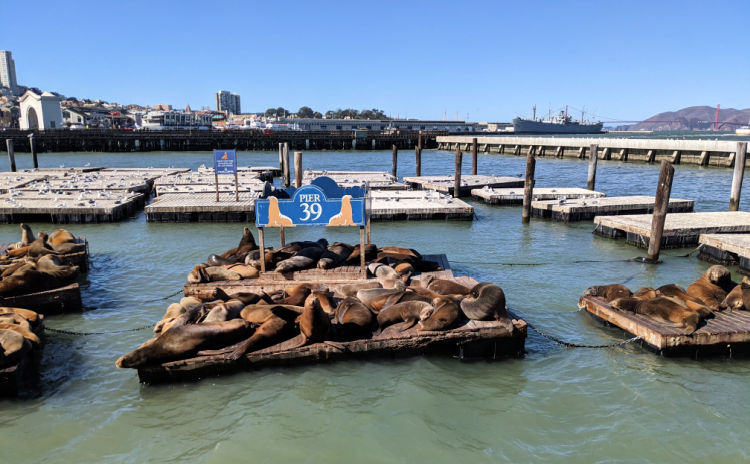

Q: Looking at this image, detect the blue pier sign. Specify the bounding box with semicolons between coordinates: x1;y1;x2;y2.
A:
256;177;366;227
213;149;237;174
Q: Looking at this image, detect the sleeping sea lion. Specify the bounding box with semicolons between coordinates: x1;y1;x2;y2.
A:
47;228;76;247
460;282;506;320
318;242;354;269
583;284;633;302
356;286;407;313
275;246;327;273
203;266;242;282
427;279;471;296
1;260;30;278
721;277;750;311
214;288;273;305
0;313;32;330
275;284;314;307
116;319;253;368
35;255;79;283
418;296;462;331
203;300;246;323
333;297;373;339
687;266;731;310
154;302;186;333
27;233;61;258
0;322;40;345
221;263;259;279
655;284;714;318
0;329;31;367
368;262;401;288
611;297;703;333
377;301;434;331
344;243;378;265
0;306;39;323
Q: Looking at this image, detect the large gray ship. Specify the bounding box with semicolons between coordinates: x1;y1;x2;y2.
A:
513;106;603;134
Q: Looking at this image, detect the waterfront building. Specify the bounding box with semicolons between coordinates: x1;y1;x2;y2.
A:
280;118;478;132
140;109;213;130
18;90;63;129
0;51;19;96
215;90;241;114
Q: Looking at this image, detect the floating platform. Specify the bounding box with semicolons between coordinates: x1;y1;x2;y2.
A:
145;192;257;222
369;190;474;221
533;195;694;222
403;175;524;196
0;172;49;192
153;171;266;196
0;194;145;224
579;295;750;356
697;234;750;275
594;211;750;247
0;315;44;397
1;236;89;272
198;165;281;180
471;187;604;205
303;170;408;190
0;283;82;314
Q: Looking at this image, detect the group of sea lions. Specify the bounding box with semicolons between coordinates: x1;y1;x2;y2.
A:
583;265;749;333
187;228;442;283
0;306;42;369
0;224;82;296
117;261;508;369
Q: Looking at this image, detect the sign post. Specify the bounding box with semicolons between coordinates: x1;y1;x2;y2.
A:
213;149;238;202
255;177;367;272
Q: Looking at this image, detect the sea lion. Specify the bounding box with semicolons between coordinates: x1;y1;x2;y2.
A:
333;297;373;339
47;228;76;247
275;246;327;273
154;302;186;333
214;289;273;305
208;227;259;266
0;329;31;367
356;286;408;313
0;267;45;297
5;245;29;258
35;254;79;283
1;260;30;278
377;300;434;331
308;288;336;316
222;263;259;279
27;233;61;258
203;266;242;282
687;267;731;310
116;319;253;368
0;313;32;330
298;293;331;344
19;223;34;246
159;298;203;334
344;243;378;265
368;262;401;289
0;306;39;323
418;296;462;331
460;282;506;320
655;284;714;317
187;264;210;284
0;322;40;344
380;246;422;259
328;195;356;226
427;279;471;296
203;300;246;323
721;277;750;312
701;265;738;293
318;242;354;269
583;284;633;303
393;262;414;277
611;297;703;333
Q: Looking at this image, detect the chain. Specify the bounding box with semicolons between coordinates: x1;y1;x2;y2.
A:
525;320;641;349
45;324;153;336
140;289;183;304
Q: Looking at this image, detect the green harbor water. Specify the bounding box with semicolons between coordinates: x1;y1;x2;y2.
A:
1;149;749;463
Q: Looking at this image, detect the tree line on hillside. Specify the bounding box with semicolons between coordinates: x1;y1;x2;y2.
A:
263;107;390;120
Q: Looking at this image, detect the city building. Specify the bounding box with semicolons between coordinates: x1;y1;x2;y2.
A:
140;110;213;130
215;90;241;114
279;118;478;132
0;51;19;96
19;90;63;129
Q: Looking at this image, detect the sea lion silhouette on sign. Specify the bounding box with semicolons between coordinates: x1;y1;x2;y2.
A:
328;195;356;226
266;196;294;227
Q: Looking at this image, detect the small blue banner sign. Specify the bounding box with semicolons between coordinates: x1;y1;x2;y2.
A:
213;149;237;174
256;177;366;227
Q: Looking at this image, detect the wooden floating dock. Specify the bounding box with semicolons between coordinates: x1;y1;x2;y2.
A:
145;192;257;222
0;172;49;192
303;170;408;190
697;234;750;274
472;187;604;205
404;175;524;196
594;211;750;247
153;171;266;195
369;190;474;221
0;283;82;314
532;195;694;222
579;295;750;356
0;315;44;397
0;194;145;224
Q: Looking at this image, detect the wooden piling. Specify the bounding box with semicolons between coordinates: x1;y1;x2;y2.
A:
6;139;15;172
283;143;290;187
730;142;747;211
392;145;398;178
472;137;478;175
415;146;422;177
646;160;675;262
454;145;462;198
587;144;598;191
294;151;303;188
521;150;536;224
29;134;38;168
278;143;283;170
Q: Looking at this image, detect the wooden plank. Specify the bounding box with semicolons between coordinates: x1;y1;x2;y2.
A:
0;283;82;314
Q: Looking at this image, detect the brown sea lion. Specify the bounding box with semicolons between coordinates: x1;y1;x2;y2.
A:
0;306;39;323
700;265;738;293
154;302;186;333
380;246;422;259
159;299;203;334
318;242;355;269
418;296;462;331
0;313;32;330
187;264;210;284
203;300;246;323
35;255;79;283
377;300;434;331
28;233;61;258
721;277;750;311
344;243;378;265
275;284;314;307
1;260;30;278
311;288;336;316
208;228;259;266
0;329;31;367
393;262;414;277
0;322;40;344
356;286;407;313
214;289;273;305
611;297;702;333
116;319;253;368
222;263;259;279
47;228;76;247
460;282;506;320
6;246;29;258
687;267;730;310
20;223;34;246
655;284;714;317
368;262;401;289
298;293;331;344
583;284;633;303
333;297;373;339
0;267;45;296
275;246;327;273
203;266;242;281
427;279;471;296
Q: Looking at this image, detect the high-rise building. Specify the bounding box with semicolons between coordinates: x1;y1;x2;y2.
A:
215;90;241;114
0;50;19;95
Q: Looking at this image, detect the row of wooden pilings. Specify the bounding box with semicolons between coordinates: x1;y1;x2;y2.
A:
519;141;748;262
5;136;40;171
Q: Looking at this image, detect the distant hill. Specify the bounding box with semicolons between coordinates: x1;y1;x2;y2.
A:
623;106;750;131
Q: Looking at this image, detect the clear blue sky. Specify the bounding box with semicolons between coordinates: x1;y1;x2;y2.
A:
3;0;748;122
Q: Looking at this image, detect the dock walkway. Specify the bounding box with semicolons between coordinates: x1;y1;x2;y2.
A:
698;234;750;274
472;187;603;206
533;196;694;222
403;175;524;196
